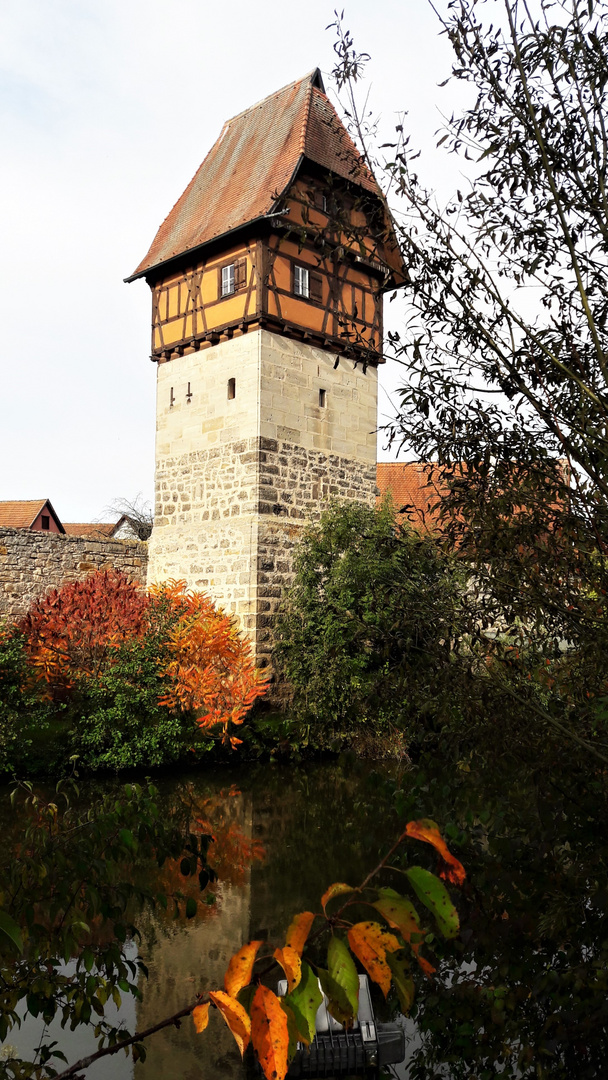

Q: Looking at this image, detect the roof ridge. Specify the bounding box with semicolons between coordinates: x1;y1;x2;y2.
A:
299;80;314;156
225;68;321;129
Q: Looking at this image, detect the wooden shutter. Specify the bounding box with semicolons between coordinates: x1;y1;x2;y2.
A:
310;272;323;304
234;258;247;291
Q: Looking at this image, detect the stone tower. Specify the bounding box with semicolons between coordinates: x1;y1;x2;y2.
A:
126;69;404;669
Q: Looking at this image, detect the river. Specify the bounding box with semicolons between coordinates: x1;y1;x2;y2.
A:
2;758;417;1079
3;750;606;1079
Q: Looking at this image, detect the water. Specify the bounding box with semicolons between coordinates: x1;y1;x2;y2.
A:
5;753;606;1079
2;759;412;1079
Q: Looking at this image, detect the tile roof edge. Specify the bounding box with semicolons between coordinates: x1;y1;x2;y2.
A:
299;82;314;157
124;213;274;283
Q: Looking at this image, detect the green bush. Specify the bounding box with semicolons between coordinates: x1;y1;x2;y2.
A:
274;499;466;750
0;628;55;775
69;626;212;772
2;571;263;776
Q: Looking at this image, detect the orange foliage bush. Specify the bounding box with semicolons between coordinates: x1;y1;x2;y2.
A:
18;571;267;745
150;580;268;742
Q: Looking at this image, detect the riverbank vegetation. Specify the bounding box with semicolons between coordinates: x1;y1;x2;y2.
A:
0;572;266;777
275;498;466;754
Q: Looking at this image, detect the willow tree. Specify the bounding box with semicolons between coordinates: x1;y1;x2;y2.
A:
332;0;608;762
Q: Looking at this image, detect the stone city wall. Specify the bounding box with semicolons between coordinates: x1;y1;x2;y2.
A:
0;527;148;622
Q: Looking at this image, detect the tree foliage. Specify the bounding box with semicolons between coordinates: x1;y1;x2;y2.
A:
274;499;465;748
327;0;608;765
0;778;218;1079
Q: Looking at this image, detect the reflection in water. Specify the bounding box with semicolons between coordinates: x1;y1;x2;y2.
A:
1;760;404;1080
133;761;404;1080
136;783;258;1080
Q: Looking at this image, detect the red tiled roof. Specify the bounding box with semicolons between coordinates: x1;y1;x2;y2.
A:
376;463;447;531
128;69;400;282
0;500;59;529
63;522;116;538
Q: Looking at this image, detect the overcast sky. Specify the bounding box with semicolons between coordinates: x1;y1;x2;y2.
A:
0;0;467;522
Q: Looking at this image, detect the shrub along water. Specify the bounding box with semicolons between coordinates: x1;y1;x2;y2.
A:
0;570;267;776
274;498;467;753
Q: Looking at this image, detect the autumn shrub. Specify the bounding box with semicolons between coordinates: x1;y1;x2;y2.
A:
274;499;466;751
20;569;149;697
12;571;267;773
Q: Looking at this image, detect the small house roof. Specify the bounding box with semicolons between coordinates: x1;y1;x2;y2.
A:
62;522;117;538
0;499;64;532
376;463;447;531
127;69;404;284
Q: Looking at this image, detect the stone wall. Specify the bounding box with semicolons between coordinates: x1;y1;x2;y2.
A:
0;527;148;622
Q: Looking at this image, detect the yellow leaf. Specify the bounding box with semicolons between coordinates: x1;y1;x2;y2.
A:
209;990;251;1057
320;882;354;913
224;940;263;998
347;921;401;997
251;984;289;1080
192;1002;210;1033
273;945;302;992
285;911;315;957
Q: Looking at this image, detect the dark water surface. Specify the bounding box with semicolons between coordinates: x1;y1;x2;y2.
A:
3;759;416;1080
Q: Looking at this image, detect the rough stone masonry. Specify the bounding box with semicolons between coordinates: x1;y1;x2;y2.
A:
0;527;148;622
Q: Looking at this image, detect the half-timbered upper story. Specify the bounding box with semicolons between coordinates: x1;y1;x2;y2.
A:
126;69;405;366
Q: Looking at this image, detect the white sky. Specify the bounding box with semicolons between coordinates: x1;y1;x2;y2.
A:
0;0;466;522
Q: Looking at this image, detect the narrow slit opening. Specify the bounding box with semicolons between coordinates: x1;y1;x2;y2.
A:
228;377;236;400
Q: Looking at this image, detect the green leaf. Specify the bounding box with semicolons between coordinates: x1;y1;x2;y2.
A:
280;1000;303;1060
328;936;359;1015
237;983;256;1015
374;887;423;938
319;937;360;1026
283;961;323;1044
185;897;197;919
386;950;415;1014
318;966;357;1028
405;866;460;939
0;910;23;953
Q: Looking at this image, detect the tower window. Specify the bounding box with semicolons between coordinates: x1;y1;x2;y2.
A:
227;377;236;400
221;264;235;297
41;515;50;530
219;259;246;298
319;388;327;408
294;265;310;299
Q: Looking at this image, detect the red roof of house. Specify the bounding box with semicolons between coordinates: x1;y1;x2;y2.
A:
376;463;447;530
62;523;116;538
0;499;64;531
128;69;403;283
